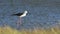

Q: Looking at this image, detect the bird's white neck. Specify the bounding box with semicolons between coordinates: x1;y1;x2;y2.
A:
20;11;28;18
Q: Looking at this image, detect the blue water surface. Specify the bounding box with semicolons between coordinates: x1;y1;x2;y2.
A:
0;0;60;30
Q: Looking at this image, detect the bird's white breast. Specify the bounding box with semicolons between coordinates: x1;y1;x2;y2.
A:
20;10;28;18
20;14;26;17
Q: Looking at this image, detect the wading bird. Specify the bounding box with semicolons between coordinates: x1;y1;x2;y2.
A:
12;10;28;29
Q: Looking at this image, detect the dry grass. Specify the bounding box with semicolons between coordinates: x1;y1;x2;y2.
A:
0;26;60;34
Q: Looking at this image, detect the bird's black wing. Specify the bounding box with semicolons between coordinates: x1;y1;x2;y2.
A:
11;13;23;16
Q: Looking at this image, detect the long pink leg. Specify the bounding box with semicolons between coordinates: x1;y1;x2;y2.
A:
16;17;22;29
19;17;21;25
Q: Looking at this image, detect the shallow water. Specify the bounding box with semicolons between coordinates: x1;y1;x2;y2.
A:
0;0;60;30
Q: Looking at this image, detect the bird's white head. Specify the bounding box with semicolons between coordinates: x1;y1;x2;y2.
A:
19;10;28;18
24;10;28;14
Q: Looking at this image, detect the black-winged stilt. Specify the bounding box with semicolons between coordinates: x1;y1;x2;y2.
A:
12;10;28;29
12;10;28;18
